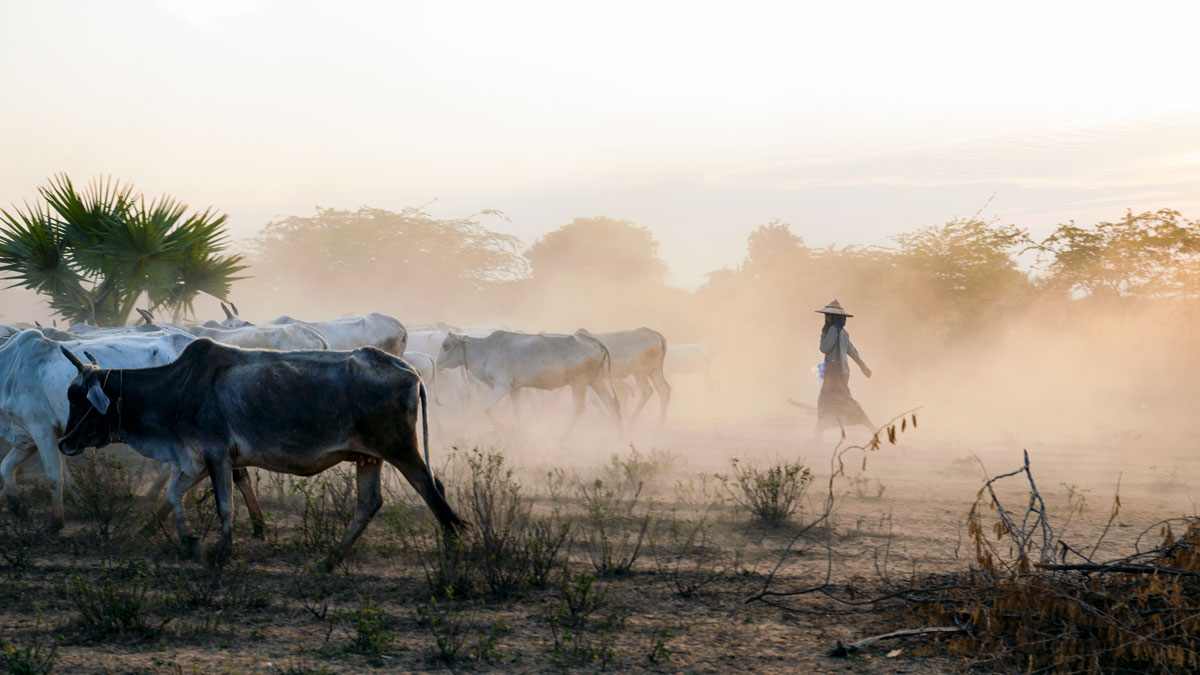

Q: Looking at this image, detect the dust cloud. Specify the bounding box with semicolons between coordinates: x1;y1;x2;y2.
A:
4;207;1198;473
207;210;1200;467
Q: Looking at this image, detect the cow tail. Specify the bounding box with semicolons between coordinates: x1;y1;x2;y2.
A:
429;357;443;405
652;328;670;387
419;378;441;498
578;332;621;418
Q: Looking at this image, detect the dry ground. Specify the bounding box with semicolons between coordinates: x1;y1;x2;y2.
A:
1;411;1196;674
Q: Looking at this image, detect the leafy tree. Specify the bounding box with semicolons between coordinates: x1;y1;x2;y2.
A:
1036;209;1200;300
248;206;526;318
0;174;245;326
743;220;810;278
524;217;668;285
891;217;1031;333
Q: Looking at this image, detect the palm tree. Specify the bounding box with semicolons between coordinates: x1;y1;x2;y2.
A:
0;174;247;326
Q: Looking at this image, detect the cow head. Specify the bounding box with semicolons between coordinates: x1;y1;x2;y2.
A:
58;347;118;456
218;301;253;328
436;333;467;369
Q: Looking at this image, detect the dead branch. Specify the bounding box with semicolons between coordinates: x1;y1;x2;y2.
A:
745;408;921;607
829;626;966;657
1035;563;1200;577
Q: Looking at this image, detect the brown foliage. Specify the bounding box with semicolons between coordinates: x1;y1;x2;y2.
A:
907;455;1200;672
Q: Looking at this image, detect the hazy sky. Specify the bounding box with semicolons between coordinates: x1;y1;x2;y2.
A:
2;0;1199;289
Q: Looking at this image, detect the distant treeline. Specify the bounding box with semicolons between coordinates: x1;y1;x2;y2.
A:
241;206;1200;426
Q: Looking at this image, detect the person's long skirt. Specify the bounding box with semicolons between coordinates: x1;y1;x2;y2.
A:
816;359;873;431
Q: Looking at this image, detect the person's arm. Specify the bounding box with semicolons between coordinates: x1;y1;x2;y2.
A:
819;326;840;355
844;333;872;378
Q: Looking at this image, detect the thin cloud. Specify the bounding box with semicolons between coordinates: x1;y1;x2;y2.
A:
706;114;1200;192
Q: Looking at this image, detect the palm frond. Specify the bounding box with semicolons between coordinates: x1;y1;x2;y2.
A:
0;174;247;326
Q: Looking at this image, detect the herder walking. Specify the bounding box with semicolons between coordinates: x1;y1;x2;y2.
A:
814;300;873;439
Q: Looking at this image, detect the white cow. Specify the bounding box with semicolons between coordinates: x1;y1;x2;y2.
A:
407;330;452;358
436;330;622;433
184;323;330;350
272;313;407;355
581;328;671;425
0;330;262;529
203;302;252;329
401;351;443;404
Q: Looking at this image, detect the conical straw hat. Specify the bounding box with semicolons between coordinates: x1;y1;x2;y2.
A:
815;299;853;317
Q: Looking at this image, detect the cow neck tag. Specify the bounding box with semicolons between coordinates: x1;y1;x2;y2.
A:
86;369;111;414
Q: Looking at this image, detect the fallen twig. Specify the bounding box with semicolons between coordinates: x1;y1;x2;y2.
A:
829;626;966;657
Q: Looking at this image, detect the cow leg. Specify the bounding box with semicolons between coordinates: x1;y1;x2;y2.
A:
141;464;175;535
588;382;624;432
233;468;266;539
0;443;35;514
482;384;510;429
561;384;588;438
143;463;172;507
628;376;655;426
325;457;384;571
167;469;207;560
510;387;523;427
388;455;464;539
202;452;235;566
650;368;672;425
32;433;65;531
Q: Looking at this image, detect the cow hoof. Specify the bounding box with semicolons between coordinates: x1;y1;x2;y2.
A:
207;541;231;568
50;516;65;532
251;522;265;540
183;535;203;562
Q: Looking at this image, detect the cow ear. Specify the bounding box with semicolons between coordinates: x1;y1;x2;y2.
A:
87;381;110;415
61;346;86;374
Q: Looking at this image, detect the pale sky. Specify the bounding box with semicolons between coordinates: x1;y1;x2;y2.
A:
2;0;1199;290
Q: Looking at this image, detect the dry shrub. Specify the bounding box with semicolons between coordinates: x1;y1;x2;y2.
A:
718;457;812;526
459;447;570;597
290;469;357;556
908;453;1200;673
69;451;142;540
578;477;651;576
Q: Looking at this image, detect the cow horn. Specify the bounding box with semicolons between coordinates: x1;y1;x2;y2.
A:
60;346;86;373
35;320;42;328
137;308;155;324
221;302;233;319
230;301;239;316
84;351;99;366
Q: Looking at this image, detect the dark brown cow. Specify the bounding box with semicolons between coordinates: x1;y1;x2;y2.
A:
58;338;462;566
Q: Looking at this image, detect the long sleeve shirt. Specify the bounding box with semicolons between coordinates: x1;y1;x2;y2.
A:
819;327;868;383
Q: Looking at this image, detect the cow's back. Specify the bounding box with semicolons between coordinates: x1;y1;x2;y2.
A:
272;314;405;355
484;331;606;388
594;328;667;379
207;345;420;450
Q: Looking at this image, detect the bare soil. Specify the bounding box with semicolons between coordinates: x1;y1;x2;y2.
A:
2;416;1195;674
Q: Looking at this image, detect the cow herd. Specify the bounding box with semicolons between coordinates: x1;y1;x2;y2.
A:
0;304;716;567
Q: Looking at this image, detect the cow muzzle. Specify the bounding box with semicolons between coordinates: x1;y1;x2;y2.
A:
58;438;84;456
